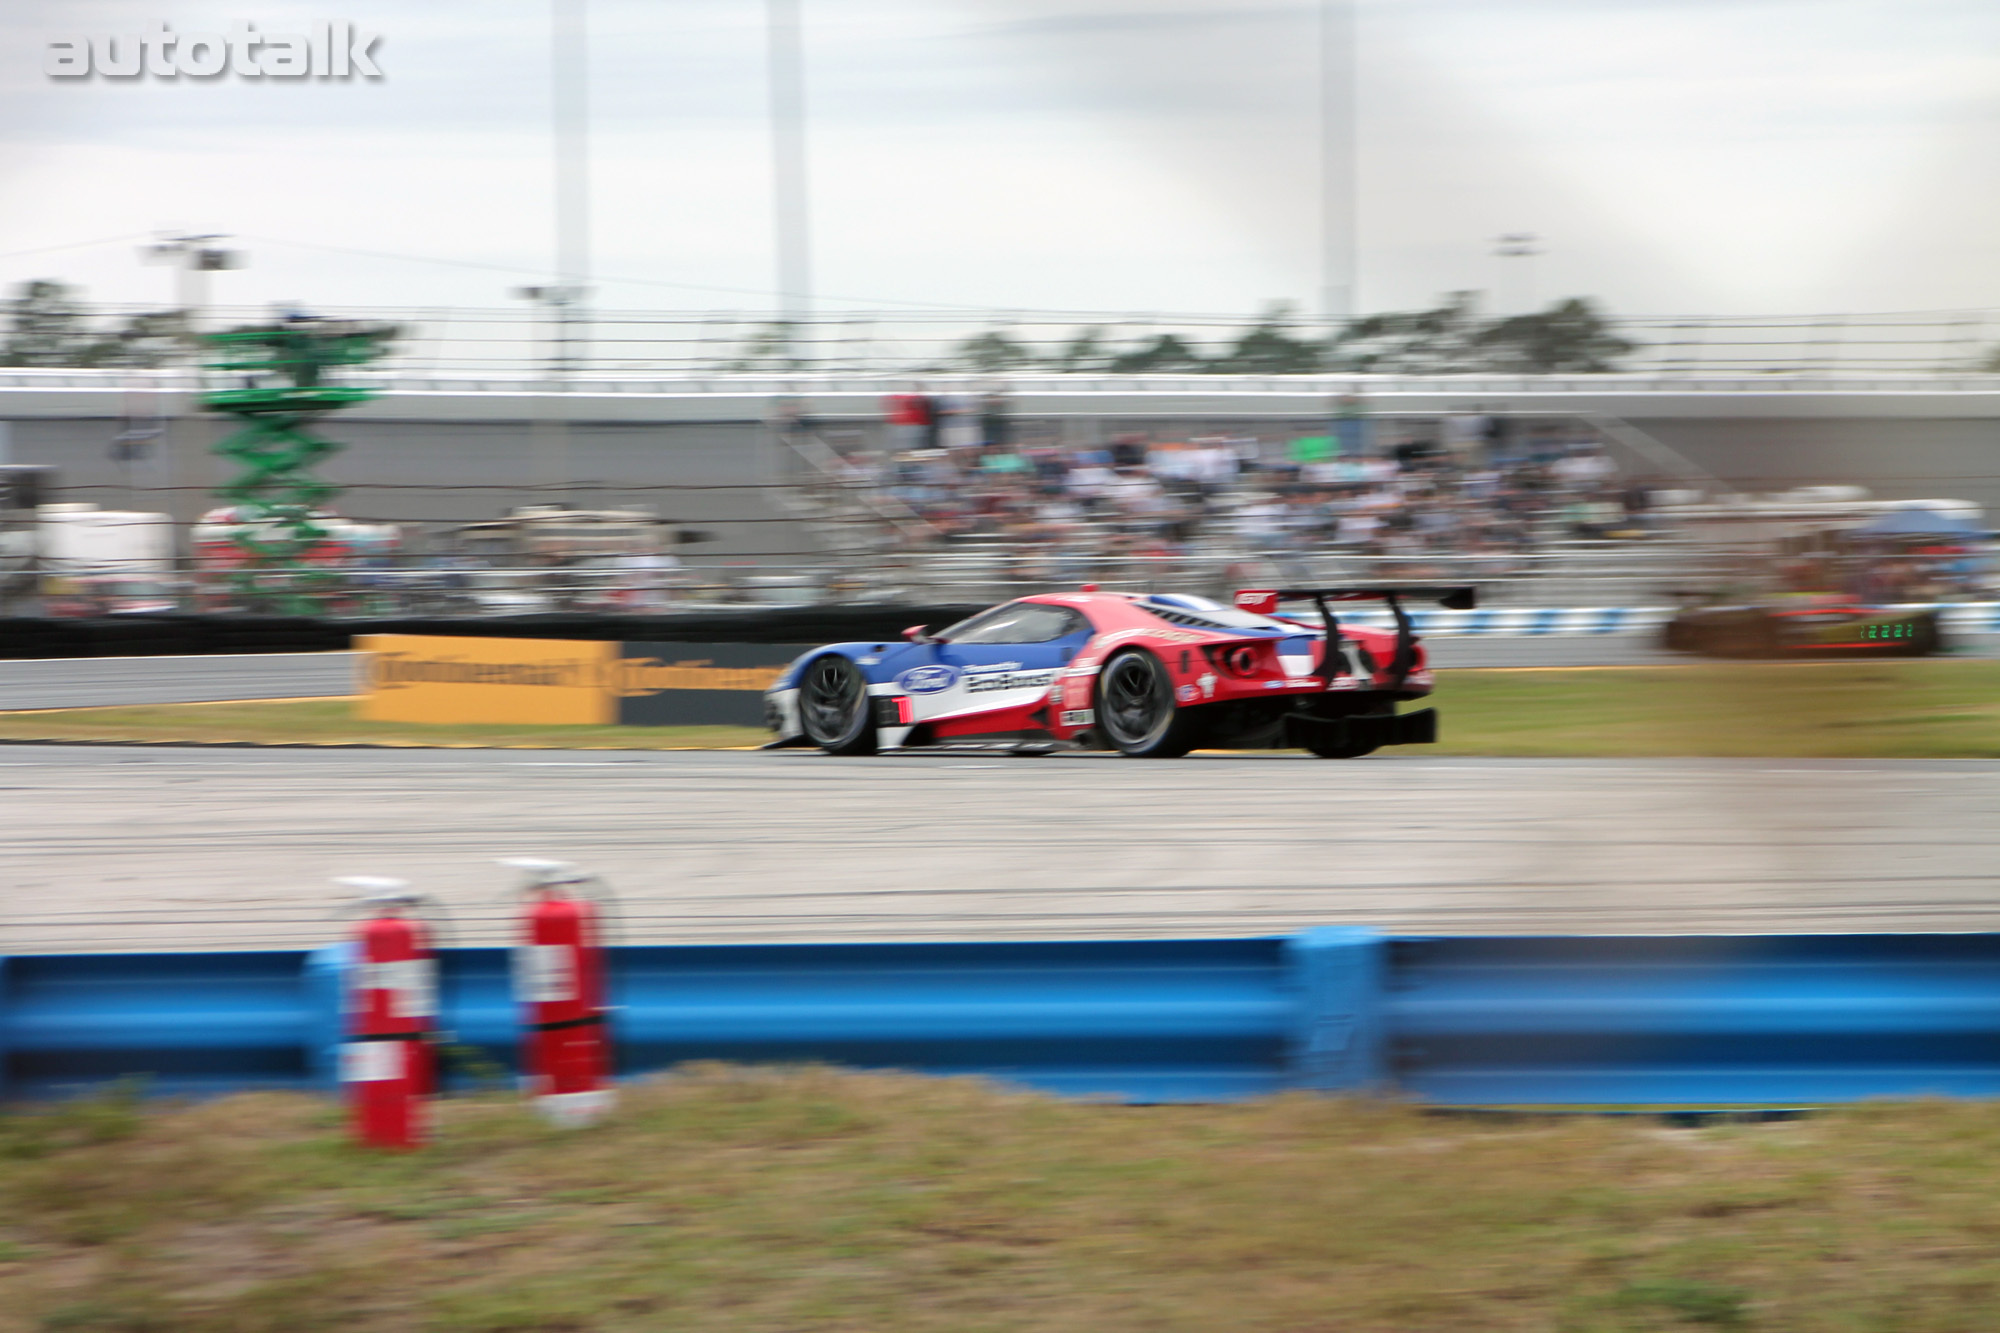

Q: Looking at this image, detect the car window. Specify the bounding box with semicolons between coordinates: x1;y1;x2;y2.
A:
943;603;1090;644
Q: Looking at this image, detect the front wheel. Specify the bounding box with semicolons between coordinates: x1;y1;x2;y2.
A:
798;655;877;755
1097;650;1196;758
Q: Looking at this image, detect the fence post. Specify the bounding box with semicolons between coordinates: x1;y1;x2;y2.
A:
1282;927;1386;1092
0;956;10;1100
302;942;353;1092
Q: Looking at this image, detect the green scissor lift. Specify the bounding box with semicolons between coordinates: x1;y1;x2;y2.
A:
200;320;397;613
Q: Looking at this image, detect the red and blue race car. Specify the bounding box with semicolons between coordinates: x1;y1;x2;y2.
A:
763;585;1475;758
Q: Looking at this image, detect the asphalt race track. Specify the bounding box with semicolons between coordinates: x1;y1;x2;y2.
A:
0;652;361;711
7;746;1997;953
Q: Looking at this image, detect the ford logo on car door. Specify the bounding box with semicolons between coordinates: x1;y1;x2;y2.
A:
895;664;961;694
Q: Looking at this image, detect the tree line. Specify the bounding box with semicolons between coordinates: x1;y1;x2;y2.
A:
0;280;193;368
2;278;1640;376
949;296;1639;375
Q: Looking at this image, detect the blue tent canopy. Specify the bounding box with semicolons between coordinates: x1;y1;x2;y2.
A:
1851;507;1986;538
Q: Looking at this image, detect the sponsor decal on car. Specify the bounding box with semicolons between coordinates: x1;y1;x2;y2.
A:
895;664;961;694
1235;589;1281;615
966;669;1059;695
1059;708;1095;726
1096;627;1210;650
1176;684;1199;703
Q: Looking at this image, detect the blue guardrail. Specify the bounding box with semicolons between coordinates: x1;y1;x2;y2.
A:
5;929;2000;1108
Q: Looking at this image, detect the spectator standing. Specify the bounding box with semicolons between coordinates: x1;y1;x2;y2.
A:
882;391;935;453
979;394;1011;450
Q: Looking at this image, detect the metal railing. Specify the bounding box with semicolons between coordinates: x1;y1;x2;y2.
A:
8;539;1990;618
3;303;1999;380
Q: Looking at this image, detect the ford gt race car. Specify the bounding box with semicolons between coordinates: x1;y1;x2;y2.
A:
764;584;1475;758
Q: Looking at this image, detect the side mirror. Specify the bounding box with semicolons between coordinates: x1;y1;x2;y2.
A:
902;624;934;644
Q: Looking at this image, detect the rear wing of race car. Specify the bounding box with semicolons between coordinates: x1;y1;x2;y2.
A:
1233;586;1477;615
1232;586;1478;686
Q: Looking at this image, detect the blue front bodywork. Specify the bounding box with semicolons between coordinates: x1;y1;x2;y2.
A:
770;639;931;692
772;626;1093;693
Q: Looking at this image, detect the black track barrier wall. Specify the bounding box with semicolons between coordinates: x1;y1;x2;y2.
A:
613;642;817;727
0;606;986;661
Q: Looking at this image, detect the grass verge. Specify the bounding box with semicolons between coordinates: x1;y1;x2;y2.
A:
1430;658;2000;758
2;660;1998;756
7;1069;2000;1331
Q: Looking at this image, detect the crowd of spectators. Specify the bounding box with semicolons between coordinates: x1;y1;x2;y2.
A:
1776;545;1988;603
822;398;1653;581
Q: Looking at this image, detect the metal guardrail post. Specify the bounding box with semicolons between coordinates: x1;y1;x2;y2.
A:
1282;926;1386;1092
0;955;10;1100
302;942;351;1093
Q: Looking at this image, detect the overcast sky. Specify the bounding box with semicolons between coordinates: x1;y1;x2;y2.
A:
1;0;1995;322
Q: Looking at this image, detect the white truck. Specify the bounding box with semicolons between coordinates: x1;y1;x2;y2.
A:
4;503;180;615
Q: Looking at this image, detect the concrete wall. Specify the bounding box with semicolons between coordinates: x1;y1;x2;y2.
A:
0;414;817;559
1624;417;2000;511
4;379;1997;559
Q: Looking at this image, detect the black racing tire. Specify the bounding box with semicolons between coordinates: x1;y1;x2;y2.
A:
1096;650;1196;758
798;655;877;755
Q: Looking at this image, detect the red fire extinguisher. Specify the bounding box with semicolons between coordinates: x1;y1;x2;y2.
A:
502;858;615;1128
335;876;438;1150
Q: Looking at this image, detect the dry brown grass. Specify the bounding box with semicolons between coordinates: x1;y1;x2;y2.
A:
7;1070;2000;1330
1433;658;2000;757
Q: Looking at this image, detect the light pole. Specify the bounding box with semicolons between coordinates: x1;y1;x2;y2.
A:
513;284;584;506
513;283;589;380
140;232;242;526
550;0;591;375
1492;233;1541;316
1319;0;1356;335
766;0;812;370
142;231;242;339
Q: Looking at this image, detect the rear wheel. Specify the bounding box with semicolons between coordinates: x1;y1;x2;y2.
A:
799;656;877;755
1097;650;1196;758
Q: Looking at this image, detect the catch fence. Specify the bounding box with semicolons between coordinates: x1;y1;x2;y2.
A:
6;304;2000;379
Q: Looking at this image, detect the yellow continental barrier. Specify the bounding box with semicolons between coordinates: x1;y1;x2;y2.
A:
357;635;617;725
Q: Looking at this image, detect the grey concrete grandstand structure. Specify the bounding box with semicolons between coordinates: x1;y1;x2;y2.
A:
1;368;1995;608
